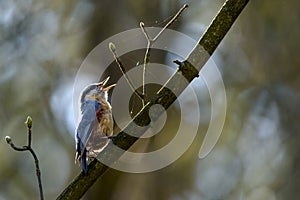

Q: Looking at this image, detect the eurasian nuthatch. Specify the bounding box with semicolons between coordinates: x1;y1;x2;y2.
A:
75;77;116;174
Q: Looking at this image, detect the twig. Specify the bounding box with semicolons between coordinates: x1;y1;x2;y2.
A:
153;4;188;41
5;116;44;200
139;22;151;106
57;0;250;199
109;42;144;101
140;4;188;105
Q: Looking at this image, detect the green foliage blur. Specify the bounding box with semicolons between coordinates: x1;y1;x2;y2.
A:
0;0;299;199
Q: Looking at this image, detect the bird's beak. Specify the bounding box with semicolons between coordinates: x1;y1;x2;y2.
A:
103;83;116;92
100;76;110;87
99;76;116;91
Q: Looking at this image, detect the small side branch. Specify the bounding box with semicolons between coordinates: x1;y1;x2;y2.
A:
140;4;188;105
109;42;144;101
5;116;44;200
152;4;188;42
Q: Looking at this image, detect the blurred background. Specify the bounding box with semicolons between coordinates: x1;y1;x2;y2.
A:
0;0;299;199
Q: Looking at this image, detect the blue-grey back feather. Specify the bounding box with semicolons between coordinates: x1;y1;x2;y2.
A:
76;99;100;173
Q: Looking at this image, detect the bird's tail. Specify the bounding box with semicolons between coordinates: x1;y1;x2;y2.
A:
81;148;88;174
75;138;88;174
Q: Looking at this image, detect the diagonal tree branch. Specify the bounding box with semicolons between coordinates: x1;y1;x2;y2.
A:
56;0;250;199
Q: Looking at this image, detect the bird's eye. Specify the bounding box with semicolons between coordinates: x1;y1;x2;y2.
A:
96;85;102;91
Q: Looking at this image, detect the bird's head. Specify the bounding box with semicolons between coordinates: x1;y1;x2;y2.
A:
80;77;116;103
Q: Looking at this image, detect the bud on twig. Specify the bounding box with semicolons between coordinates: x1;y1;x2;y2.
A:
139;22;145;28
5;136;12;144
25;116;33;128
109;42;116;53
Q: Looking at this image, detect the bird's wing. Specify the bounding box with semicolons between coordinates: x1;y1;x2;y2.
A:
75;100;100;161
76;100;99;142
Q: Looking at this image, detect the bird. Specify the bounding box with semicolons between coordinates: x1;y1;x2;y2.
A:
75;76;116;174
